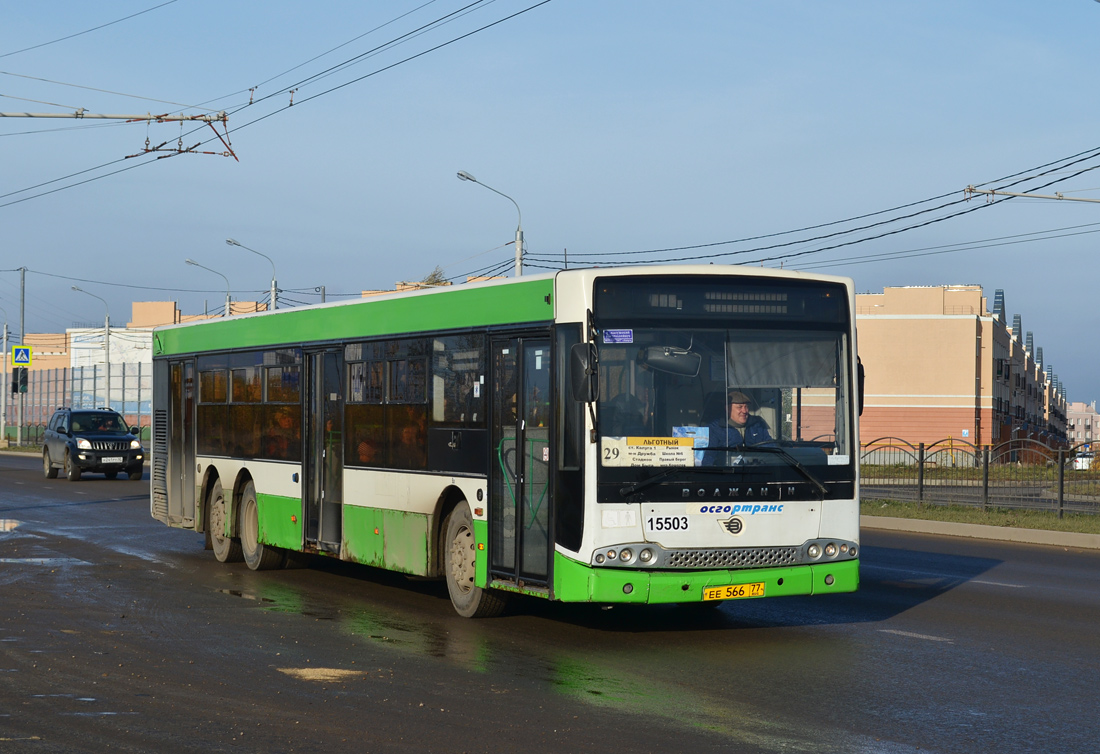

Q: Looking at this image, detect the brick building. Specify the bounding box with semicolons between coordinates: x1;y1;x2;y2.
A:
856;285;1067;448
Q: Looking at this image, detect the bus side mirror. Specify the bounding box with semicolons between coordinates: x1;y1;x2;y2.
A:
857;357;865;416
570;342;598;403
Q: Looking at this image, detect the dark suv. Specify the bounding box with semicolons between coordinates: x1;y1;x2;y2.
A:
42;407;146;481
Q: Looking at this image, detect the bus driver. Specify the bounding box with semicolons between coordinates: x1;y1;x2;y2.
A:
703;390;772;465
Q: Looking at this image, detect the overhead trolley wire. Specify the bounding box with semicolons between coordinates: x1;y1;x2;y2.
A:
0;0;555;210
0;1;180;60
527;144;1100;269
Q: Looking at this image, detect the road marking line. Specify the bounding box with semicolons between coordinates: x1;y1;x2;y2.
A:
879;629;954;643
971;580;1026;588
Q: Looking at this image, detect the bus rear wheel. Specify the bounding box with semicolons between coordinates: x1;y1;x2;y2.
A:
208;478;242;563
443;501;506;618
240;481;285;571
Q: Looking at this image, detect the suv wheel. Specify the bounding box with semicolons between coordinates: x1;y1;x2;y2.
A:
43;449;59;479
65;452;81;482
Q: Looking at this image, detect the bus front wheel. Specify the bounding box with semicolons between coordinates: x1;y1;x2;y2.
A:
443;501;506;618
208;478;242;563
240;481;285;571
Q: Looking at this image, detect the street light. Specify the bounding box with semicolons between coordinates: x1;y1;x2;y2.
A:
226;237;278;310
457;170;524;277
186;259;232;317
0;303;8;441
71;286;111;408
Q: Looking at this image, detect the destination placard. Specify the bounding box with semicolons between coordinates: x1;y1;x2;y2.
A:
601;436;695;467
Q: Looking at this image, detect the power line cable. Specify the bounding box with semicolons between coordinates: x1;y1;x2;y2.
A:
530;145;1100;266
0;1;554;209
0;1;180;59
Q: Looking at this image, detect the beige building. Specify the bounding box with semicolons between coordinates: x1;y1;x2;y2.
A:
16;301;266;375
856;285;1067;448
1067;401;1099;450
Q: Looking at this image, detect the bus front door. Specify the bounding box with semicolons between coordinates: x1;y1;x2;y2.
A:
490;337;552;588
304;350;344;553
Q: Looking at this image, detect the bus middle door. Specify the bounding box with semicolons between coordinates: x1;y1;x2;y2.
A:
490;336;552;588
304;349;344;553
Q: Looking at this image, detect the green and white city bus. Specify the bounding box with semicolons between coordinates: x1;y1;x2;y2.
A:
151;265;861;617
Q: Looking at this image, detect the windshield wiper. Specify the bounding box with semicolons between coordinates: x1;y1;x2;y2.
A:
734;444;829;497
619;466;729;497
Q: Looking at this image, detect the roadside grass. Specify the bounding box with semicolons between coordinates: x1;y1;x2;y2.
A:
862;499;1100;535
3;444;41;454
3;444;42;454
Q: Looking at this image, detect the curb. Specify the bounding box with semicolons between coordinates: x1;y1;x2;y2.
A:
862;515;1100;550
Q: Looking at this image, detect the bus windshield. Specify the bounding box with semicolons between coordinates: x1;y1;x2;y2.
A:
592;276;854;499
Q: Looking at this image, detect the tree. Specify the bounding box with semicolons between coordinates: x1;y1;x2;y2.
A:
421;266;447;286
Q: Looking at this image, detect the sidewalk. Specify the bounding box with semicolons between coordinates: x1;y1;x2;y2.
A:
862;515;1100;550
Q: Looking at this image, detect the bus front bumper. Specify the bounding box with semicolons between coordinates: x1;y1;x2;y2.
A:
552;552;859;604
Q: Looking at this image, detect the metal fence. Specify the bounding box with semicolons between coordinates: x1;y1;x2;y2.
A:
3;364;152;446
861;436;1099;517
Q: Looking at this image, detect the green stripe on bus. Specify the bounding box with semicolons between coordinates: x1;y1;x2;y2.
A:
343;505;430;576
155;278;554;356
256;493;302;549
552;554;859;604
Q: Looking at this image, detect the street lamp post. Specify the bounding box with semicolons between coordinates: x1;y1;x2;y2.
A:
186;259;232;317
0;304;8;443
226;238;277;310
457;171;524;277
71;286;110;408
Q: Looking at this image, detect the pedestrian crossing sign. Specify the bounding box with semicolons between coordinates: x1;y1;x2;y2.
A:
12;346;32;366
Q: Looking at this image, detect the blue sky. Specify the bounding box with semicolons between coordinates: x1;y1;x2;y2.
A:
2;1;1099;401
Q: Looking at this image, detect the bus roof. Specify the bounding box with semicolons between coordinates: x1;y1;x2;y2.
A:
153;264;854;357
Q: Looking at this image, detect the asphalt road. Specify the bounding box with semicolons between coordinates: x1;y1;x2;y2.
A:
2;452;1098;753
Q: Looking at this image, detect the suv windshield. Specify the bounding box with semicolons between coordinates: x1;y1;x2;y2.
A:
71;412;128;434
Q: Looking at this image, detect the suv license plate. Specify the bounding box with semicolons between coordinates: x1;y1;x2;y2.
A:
702;582;766;601
101;456;124;464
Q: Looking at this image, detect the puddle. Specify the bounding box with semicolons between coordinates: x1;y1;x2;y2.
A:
0;555;85;566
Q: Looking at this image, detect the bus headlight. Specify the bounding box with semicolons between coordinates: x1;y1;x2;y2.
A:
807;544;822;559
824;543;838;558
639;549;654;564
619;548;633;563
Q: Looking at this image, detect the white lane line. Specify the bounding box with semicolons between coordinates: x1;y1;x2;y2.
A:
863;564;1027;589
879;629;954;643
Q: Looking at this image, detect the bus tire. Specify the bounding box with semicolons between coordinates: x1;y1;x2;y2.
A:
43;449;58;479
240;481;285;571
443;501;506;618
209;478;242;563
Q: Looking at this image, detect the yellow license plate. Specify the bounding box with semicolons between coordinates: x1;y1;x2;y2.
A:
702;582;766;601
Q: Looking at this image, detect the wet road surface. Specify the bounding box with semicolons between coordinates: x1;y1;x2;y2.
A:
2;453;1099;753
